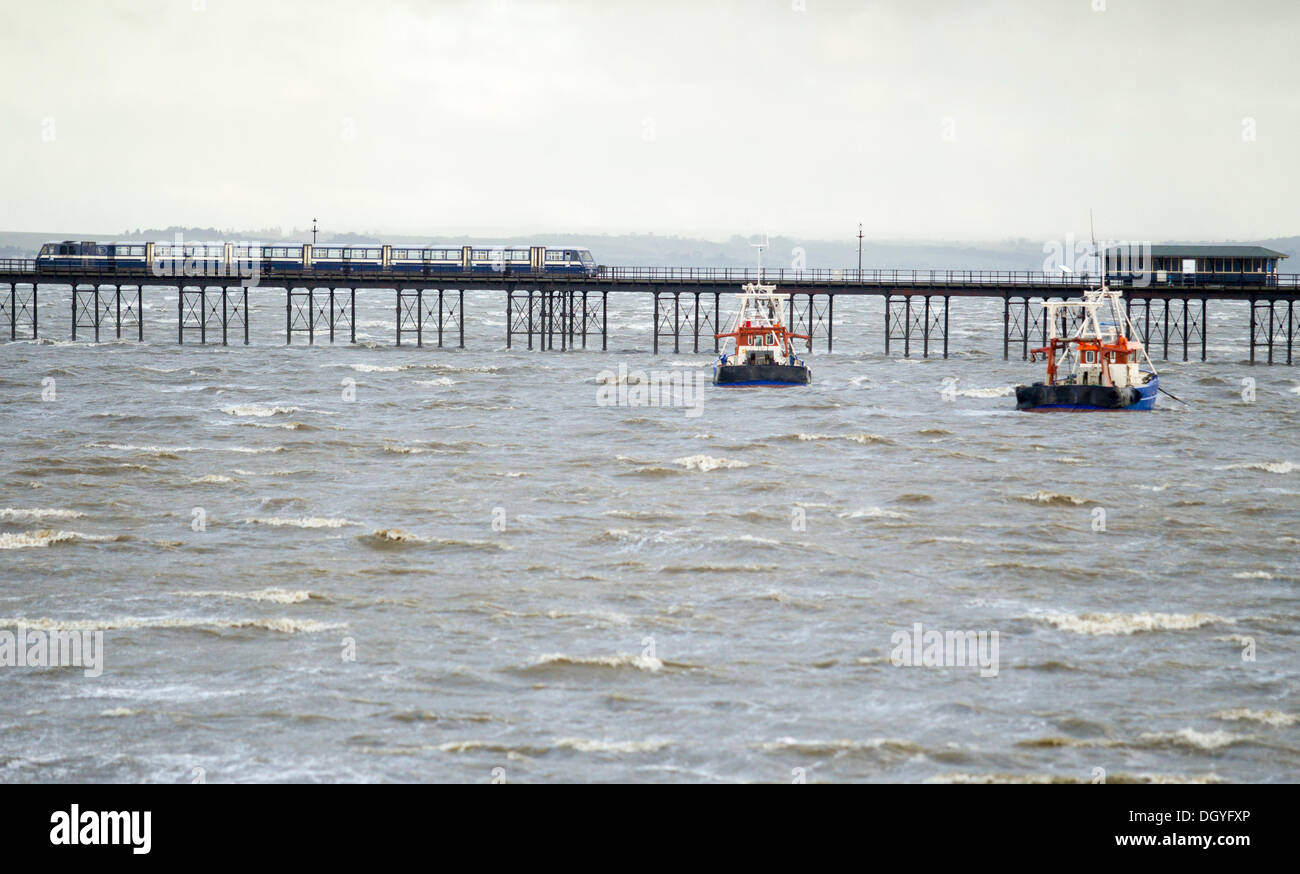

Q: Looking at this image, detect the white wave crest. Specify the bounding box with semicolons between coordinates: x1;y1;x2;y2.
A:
1215;461;1297;474
1038;612;1230;635
0;529;115;550
177;588;315;604
0;616;343;634
674;454;749;472
532;652;664;672
0;508;86;522
242;517;359;529
1214;708;1298;727
221;405;301;417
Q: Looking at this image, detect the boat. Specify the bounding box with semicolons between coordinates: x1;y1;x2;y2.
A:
711;240;812;387
1015;280;1158;411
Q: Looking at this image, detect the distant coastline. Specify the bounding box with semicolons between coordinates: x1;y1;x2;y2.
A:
1;228;1296;271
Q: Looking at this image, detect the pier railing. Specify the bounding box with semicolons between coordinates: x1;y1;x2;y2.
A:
596;267;1300;288
1;258;1297;290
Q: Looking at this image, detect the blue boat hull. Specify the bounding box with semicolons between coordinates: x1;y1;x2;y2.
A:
712;363;811;386
1016;373;1158;411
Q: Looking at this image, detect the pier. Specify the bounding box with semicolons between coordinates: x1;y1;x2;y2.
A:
1;260;1298;364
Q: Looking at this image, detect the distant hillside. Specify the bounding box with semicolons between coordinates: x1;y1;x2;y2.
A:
1;229;1295;271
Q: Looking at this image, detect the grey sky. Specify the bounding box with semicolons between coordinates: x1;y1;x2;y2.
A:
2;0;1296;242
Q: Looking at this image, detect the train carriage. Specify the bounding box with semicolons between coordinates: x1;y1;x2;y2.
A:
309;245;385;273
37;241;148;272
36;239;601;277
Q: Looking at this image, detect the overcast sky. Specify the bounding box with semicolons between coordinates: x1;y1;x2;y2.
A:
2;0;1296;243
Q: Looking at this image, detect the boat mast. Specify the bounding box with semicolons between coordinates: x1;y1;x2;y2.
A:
751;235;768;284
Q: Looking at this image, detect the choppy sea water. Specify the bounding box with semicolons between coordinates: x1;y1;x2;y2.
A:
1;287;1297;783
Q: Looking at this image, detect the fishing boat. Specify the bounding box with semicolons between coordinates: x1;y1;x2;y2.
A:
1015;281;1158;411
712;241;812;387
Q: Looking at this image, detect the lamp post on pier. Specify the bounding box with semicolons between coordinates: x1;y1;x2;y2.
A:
857;222;863;274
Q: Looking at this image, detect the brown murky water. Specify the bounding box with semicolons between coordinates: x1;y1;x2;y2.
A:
1;289;1297;782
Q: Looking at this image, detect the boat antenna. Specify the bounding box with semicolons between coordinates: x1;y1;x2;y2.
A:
1089;208;1100;290
751;235;768;282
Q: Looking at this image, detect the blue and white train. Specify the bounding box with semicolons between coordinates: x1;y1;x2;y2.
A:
35;241;599;276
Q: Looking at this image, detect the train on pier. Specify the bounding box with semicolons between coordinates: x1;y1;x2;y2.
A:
35;241;598;276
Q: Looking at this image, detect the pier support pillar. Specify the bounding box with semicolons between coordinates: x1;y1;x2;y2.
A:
447;289;464;348
179;285;221;344
72;284;103;342
923;295;949;359
1001;295;1048;360
575;288;605;350
1127;296;1206;361
396;288;420;346
653;290;681;354
328;288;355;344
507;287;535;350
81;284;143;342
1250;297;1298;365
652;292;659;355
2;283;37;340
884;293;911;356
286;287;317;344
222;287;249;345
396;289;461;347
789;292;836;354
122;285;144;341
